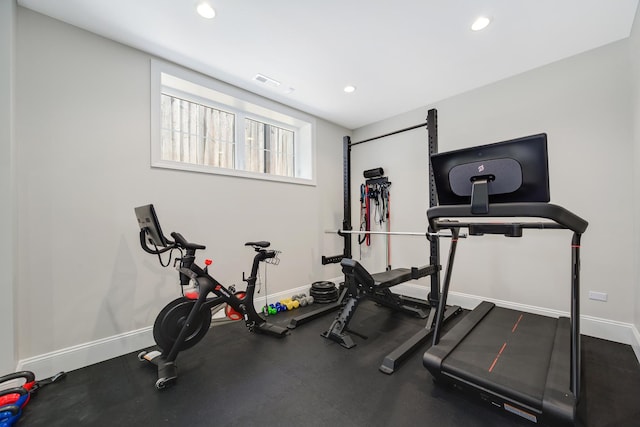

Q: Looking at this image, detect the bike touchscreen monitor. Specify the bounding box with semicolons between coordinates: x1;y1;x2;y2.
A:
135;204;170;248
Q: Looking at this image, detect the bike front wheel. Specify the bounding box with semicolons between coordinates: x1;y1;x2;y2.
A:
153;297;212;352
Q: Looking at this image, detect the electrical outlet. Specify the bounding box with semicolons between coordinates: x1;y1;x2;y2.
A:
588;291;608;302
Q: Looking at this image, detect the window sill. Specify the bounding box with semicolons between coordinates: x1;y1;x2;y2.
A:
151;160;316;187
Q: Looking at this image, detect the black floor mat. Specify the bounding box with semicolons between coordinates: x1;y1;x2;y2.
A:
18;300;640;427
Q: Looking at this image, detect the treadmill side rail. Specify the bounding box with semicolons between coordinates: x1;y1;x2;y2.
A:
541;317;576;426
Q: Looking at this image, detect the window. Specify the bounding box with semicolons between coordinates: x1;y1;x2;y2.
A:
244;118;294;176
160;94;235;169
151;60;315;185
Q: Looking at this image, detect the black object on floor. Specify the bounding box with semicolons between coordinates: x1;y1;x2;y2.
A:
19;300;640;426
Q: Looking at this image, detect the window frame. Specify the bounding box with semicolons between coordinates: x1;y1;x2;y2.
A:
150;59;316;186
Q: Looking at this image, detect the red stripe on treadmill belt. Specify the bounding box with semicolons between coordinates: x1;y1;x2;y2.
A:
571;245;580;248
488;342;507;373
512;314;523;333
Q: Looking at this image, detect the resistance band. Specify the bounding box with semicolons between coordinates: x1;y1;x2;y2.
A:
358;178;392;265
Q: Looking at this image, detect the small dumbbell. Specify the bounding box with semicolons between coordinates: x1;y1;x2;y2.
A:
292;294;305;307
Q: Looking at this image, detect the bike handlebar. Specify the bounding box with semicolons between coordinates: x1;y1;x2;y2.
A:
170;232;188;247
139;229;206;256
170;232;206;251
139;230;174;255
141;228;274;258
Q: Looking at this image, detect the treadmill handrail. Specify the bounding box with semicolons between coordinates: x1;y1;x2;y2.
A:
428;203;588;234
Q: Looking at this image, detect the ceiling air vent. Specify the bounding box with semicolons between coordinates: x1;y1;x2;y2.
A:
253;73;281;87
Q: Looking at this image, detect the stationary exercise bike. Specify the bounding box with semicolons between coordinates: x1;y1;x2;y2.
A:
134;204;288;389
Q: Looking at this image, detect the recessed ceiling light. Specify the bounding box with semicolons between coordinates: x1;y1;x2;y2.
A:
471;16;491;31
344;85;356;93
196;2;216;19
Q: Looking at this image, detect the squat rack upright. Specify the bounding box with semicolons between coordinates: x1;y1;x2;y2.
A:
323;108;441;305
289;109;460;373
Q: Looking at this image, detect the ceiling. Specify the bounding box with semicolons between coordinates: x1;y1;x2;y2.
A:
17;0;639;130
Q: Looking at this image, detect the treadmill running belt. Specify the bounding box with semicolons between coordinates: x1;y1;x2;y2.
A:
442;307;557;408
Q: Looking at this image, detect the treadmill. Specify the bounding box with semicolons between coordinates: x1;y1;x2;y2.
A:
422;134;588;426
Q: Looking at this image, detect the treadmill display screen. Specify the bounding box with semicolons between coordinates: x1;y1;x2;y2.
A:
431;133;550;207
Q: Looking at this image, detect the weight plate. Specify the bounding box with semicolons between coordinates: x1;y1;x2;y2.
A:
310;289;338;297
309;293;338;303
311;281;336;291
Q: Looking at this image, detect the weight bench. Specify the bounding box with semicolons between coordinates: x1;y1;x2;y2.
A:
321;258;438;349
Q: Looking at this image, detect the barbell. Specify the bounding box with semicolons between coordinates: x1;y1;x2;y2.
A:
325;230;466;238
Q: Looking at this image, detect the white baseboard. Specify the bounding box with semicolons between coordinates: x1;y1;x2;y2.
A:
16;280;341;379
291;281;640;363
395;282;640;363
632;324;640;362
17;326;155;379
251;281;339;309
17;280;639;378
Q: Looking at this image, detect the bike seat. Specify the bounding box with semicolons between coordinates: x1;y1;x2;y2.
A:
245;241;270;248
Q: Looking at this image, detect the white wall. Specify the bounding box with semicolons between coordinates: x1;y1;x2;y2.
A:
14;8;345;374
353;38;635;327
0;0;17;376
631;7;640;343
